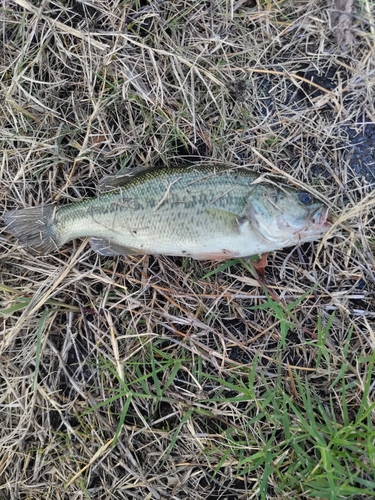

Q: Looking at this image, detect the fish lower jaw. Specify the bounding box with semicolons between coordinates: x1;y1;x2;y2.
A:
295;229;329;245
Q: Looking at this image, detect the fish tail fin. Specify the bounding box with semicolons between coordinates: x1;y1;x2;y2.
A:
4;204;60;254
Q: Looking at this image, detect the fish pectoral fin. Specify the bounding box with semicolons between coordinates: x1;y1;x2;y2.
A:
205;207;246;233
90;237;140;256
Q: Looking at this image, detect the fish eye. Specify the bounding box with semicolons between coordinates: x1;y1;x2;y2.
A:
298;191;313;206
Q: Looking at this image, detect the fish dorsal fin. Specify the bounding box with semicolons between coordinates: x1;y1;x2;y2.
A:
98;165;151;192
89;237;140;256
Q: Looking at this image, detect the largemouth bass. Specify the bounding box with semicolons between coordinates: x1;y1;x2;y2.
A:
3;165;329;259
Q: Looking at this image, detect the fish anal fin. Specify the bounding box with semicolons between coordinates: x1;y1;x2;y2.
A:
90;237;140;256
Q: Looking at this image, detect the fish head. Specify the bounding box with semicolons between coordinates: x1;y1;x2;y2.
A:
247;183;330;247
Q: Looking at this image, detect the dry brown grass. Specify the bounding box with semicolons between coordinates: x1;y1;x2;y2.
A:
1;0;375;498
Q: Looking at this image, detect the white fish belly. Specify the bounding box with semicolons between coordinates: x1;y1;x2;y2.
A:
106;219;275;259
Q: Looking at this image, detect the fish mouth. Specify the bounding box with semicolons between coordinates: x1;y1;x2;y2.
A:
310;206;330;228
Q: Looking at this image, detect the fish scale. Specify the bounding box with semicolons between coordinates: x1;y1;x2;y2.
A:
54;166;256;254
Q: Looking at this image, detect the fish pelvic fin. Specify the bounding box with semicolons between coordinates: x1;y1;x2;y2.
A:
4;204;59;254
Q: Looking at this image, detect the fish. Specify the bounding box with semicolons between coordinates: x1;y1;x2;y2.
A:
3;165;330;260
